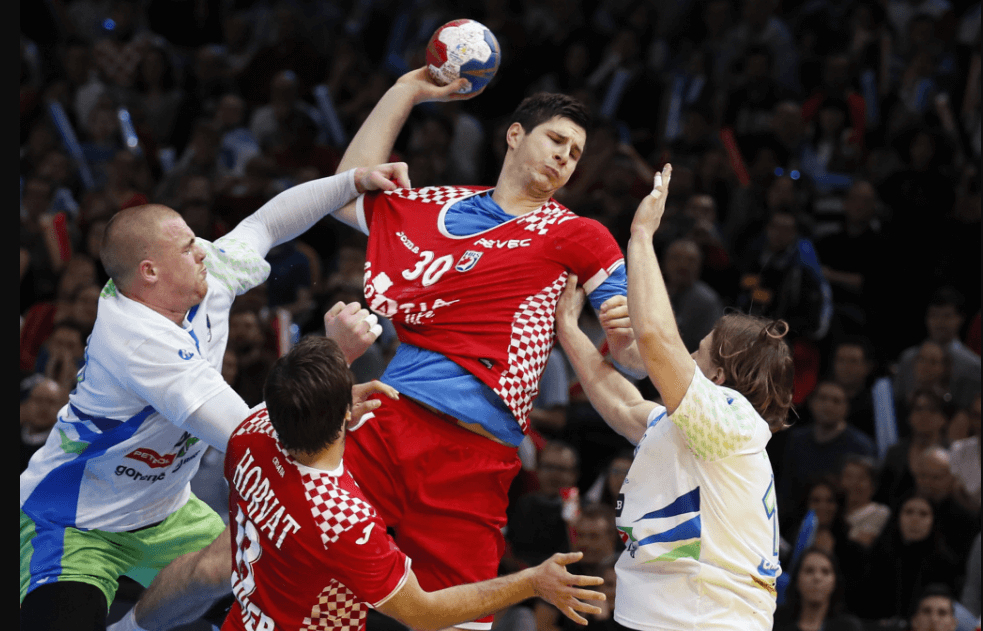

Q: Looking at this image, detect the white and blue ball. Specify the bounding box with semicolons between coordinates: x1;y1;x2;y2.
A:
426;19;501;95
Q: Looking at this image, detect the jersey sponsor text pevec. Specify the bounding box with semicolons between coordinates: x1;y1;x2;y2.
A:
20;236;270;532
223;408;410;631
614;369;780;631
356;186;625;434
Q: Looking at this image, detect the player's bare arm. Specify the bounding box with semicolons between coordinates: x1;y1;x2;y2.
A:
627;164;698;413
376;551;604;630
333;68;471;228
555;275;655;445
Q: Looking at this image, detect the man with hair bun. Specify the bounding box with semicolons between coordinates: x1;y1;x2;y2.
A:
556;164;794;630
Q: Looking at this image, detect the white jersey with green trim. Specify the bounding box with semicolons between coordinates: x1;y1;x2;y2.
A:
19;236;270;532
613;368;780;631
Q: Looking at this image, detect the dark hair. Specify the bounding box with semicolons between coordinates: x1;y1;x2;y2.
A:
539;439;580;472
708;313;794;430
785;547;848;617
840;453;881;489
927;286;965;313
912;583;955;618
833;335;875;363
509;93;591;135
263;336;353;454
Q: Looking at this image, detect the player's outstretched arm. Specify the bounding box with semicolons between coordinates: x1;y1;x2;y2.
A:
627;164;696;414
229;162;409;254
376;552;604;630
555;276;655;445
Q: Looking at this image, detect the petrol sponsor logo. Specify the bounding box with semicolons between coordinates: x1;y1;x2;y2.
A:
125;447;176;468
455;250;483;272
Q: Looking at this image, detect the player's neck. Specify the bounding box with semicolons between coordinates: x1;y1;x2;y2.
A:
492;175;552;216
288;438;344;472
122;285;188;326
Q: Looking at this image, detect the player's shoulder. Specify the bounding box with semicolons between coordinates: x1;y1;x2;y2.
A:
383;184;487;204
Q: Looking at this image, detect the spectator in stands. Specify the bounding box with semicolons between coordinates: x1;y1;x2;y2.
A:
895;287;982;415
506;440;578;568
773;547;864;631
816;181;886;337
948;392;981;512
584;449;634;509
961;534;981;620
878;387;950;508
779;380;876;512
839;454;891;548
34;318;86;393
911;447;980;560
859;494;961;621
569;503;619;576
662;238;724;352
226;302;276;408
829;336;878;437
908;584;960;631
20;375;69;473
737;207;833;342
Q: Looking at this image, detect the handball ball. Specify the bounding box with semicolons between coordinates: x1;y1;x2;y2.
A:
426;19;501;94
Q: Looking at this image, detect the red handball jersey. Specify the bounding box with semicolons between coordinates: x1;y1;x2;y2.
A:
223;408;411;631
356;186;625;434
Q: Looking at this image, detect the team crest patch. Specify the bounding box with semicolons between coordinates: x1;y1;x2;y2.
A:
455;250;483;272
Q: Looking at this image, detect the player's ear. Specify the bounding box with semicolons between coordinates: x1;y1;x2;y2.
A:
137;259;157;284
708;365;726;385
505;122;525;150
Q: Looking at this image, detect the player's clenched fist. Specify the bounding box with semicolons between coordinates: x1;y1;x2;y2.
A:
323;301;384;366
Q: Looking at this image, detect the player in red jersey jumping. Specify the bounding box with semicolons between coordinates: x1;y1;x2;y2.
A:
329;67;646;630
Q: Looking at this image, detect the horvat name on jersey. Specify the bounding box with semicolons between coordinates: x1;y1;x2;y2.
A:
231;448;302;550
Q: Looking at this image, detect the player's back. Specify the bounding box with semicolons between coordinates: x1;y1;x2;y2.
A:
224;408;410;631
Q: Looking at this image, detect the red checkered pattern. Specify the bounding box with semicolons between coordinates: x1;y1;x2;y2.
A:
301;580;367;631
516;201;577;235
388;186;475;206
233;407;276;439
302;472;377;548
496;272;569;432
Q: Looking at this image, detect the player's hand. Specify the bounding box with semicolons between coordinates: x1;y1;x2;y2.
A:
354;162;411;194
323;302;383;365
599;295;632;339
631;163;672;236
528;552;605;626
396;67;478;104
349;381;399;430
555;274;586;332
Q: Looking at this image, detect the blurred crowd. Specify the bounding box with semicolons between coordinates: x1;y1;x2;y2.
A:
19;0;980;630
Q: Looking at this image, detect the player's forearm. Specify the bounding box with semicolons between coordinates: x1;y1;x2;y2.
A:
626;228;693;411
228;170;359;256
557;321;648;445
407;570;536;631
337;82;418;173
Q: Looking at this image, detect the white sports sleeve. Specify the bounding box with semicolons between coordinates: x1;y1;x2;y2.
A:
223;169;359;257
183;388;252;452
